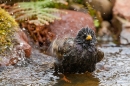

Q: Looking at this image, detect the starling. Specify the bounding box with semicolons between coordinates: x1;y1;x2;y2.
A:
50;27;104;74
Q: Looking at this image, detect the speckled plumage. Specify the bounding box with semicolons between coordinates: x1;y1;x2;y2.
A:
51;27;104;74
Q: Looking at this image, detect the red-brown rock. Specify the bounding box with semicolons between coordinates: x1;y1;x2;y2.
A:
20;10;95;48
6;58;18;66
0;29;31;66
15;29;32;57
113;0;130;20
48;10;95;39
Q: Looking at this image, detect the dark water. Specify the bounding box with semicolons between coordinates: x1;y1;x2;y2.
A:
54;73;99;86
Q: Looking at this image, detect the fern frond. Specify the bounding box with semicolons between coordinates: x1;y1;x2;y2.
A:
9;1;64;25
28;20;47;26
4;0;67;47
39;12;61;20
38;18;50;25
15;12;37;21
38;0;55;7
37;0;68;7
38;15;55;22
41;8;65;13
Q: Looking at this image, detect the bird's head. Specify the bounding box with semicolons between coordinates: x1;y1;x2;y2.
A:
75;27;96;48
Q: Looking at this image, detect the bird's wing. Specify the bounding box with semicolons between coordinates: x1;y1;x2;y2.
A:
95;49;104;62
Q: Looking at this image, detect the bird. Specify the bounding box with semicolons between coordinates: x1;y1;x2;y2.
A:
49;27;104;82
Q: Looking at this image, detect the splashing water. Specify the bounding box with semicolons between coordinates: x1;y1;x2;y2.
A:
0;46;26;66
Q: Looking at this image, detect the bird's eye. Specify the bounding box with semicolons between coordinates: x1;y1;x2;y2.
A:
84;33;87;35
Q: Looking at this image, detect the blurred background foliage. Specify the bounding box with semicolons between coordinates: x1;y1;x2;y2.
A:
8;0;67;26
0;0;105;28
0;0;114;48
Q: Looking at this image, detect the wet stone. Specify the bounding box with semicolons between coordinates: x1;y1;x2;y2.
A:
0;49;58;86
0;46;130;85
94;46;130;86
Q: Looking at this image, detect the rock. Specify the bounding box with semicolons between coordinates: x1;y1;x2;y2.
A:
48;10;95;39
97;21;113;42
6;58;18;66
111;16;122;44
120;21;130;44
98;21;111;36
113;0;130;20
7;29;31;66
112;0;130;44
84;0;112;20
0;29;32;66
110;0;116;7
120;28;130;44
20;10;95;49
15;29;32;58
0;7;31;66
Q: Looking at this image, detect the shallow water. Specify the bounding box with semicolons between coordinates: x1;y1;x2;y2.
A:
95;46;130;86
54;73;99;86
0;45;130;86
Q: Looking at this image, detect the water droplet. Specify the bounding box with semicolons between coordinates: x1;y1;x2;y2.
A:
22;28;26;30
20;43;24;47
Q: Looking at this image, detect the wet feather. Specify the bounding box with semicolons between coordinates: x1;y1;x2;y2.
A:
50;27;104;74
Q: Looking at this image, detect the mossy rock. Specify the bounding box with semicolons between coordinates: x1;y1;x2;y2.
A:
0;7;18;54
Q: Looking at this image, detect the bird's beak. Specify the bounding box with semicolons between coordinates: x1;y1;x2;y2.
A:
86;35;92;40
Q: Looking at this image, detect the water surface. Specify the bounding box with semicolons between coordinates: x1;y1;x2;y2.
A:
0;46;130;86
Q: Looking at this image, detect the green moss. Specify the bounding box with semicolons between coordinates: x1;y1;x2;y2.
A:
0;8;18;54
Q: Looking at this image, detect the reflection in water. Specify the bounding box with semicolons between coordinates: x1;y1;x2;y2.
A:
54;73;99;86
